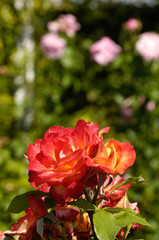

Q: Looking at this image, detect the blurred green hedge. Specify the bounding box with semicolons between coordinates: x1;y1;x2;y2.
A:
0;0;159;239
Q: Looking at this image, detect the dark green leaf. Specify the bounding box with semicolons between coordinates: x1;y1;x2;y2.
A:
45;210;57;222
7;190;49;214
44;196;57;209
68;198;97;211
93;210;121;240
37;218;44;240
4;236;15;240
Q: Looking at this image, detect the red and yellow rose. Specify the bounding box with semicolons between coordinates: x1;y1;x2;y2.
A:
27;119;136;204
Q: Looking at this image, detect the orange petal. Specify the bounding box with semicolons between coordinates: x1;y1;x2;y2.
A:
115;142;136;174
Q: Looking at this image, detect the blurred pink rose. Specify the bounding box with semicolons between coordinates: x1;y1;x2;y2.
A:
120;106;133;123
135;32;159;61
90;36;122;66
40;33;66;60
125;18;141;31
146;100;156;112
47;14;81;37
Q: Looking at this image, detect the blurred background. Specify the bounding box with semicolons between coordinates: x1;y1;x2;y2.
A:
0;0;159;238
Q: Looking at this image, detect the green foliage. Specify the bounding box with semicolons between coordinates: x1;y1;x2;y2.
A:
69;196;149;240
93;211;121;240
7;190;49;214
93;209;149;240
1;0;159;238
44;196;57;209
69;198;97;211
37;218;45;240
113;208;150;228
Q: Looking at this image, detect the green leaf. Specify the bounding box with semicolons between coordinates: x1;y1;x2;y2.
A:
93;210;121;240
107;176;147;196
124;223;132;238
44;196;57;209
102;207;150;227
3;236;15;240
68;198;97;211
113;209;150;227
123;176;147;184
45;210;57;223
7;190;49;214
4;237;15;240
37;218;44;240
